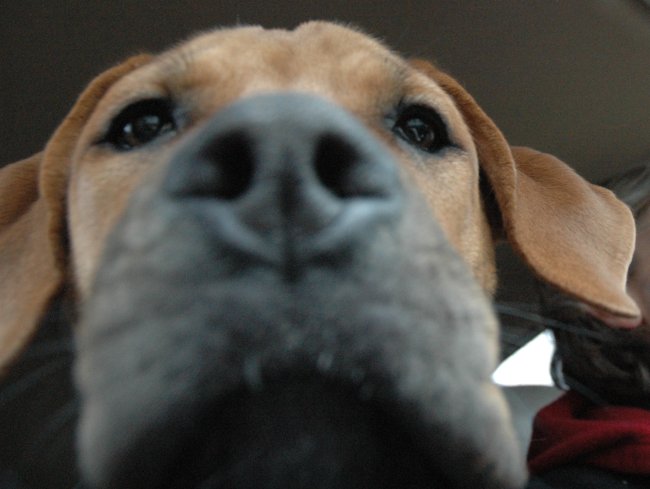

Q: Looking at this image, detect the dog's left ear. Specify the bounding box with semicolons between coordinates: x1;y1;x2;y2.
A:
0;54;152;373
411;60;641;326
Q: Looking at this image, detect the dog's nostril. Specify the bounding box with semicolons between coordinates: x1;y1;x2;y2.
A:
314;133;367;199
198;132;255;200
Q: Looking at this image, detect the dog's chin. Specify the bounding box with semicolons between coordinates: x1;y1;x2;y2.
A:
166;379;446;489
77;273;523;489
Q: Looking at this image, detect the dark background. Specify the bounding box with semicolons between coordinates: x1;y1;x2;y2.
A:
2;0;649;353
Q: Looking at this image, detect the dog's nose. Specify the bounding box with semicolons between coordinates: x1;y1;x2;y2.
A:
164;93;401;265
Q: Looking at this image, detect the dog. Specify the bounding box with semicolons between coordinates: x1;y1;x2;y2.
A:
0;21;640;489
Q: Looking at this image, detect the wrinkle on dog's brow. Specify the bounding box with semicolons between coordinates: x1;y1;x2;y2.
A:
148;27;411;120
157;49;195;82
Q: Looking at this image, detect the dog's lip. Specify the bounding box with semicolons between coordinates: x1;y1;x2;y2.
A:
179;192;401;270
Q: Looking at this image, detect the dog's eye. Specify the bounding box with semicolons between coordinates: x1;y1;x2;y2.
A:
392;105;450;153
104;99;177;150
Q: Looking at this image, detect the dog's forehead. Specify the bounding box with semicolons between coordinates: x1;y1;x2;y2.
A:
104;22;425;111
165;22;405;101
182;21;393;57
174;21;403;76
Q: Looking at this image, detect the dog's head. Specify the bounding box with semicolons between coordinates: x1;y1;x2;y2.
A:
0;22;640;489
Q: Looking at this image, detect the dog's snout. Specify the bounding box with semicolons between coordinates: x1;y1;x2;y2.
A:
176;125;379;202
164;93;401;262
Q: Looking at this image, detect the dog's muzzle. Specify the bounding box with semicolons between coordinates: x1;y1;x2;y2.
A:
164;92;402;270
76;94;526;489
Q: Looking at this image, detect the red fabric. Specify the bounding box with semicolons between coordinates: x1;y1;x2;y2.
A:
528;391;650;475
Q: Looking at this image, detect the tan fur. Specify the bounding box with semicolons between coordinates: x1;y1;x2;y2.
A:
0;21;639;372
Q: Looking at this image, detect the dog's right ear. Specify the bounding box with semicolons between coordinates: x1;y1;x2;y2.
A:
411;59;640;327
0;54;151;373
